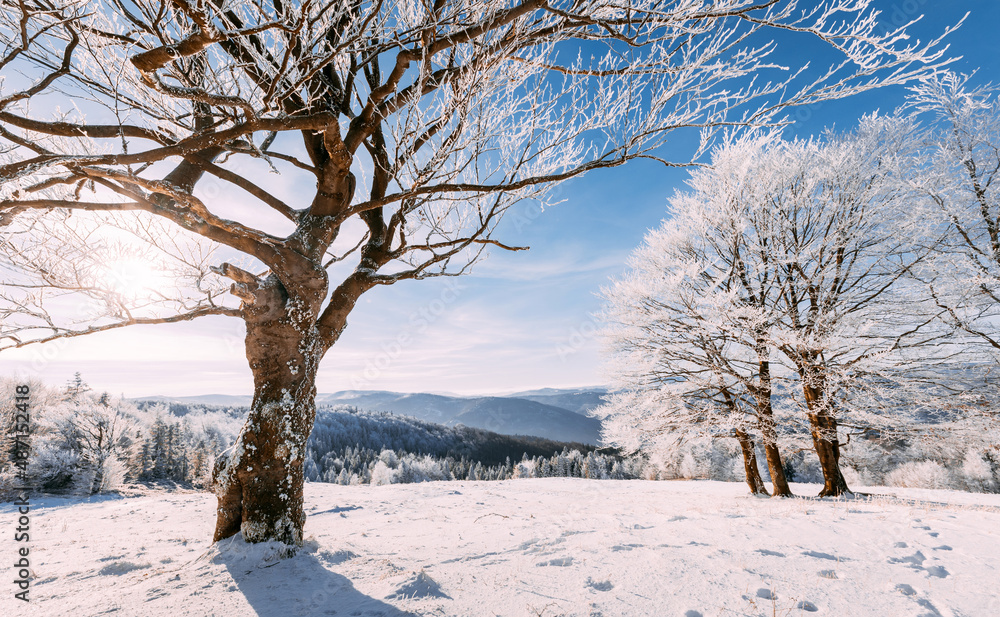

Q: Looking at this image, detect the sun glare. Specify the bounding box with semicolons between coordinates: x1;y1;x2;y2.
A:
102;259;166;300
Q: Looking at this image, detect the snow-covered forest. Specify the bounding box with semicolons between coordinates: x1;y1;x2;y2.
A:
0;376;642;496
2;373;997;500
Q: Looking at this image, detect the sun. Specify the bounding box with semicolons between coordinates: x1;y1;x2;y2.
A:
101;258;166;299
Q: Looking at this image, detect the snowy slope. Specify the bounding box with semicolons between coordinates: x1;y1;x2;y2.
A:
3;480;999;617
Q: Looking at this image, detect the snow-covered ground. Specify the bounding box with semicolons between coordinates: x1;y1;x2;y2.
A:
3;479;999;617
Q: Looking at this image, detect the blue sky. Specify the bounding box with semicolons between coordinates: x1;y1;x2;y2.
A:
2;0;998;397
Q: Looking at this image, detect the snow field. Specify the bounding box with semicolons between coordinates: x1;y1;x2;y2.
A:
3;479;999;617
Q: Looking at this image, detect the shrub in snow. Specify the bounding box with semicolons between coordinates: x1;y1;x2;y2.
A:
29;445;81;491
370;460;395;486
783;452;825;485
962;450;998;493
839;465;877;489
678;452;702;480
378;449;400;469
885;461;954;490
93;455;129;494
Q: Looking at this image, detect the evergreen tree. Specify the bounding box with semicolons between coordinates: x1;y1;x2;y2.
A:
63;373;91;402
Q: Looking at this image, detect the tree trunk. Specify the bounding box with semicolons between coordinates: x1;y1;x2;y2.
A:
90;455;104;495
734;429;769;496
801;374;851;497
212;274;326;545
758;414;793;497
754;345;793;497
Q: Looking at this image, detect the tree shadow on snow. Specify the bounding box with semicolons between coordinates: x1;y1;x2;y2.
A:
218;548;418;617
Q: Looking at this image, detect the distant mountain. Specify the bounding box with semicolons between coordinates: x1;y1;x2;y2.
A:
320;390;603;444
318;391;467;424
308;406;599;468
450;397;602;444
135;387;606;445
505;389;608;415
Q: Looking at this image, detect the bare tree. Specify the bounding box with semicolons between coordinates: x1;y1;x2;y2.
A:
0;0;956;543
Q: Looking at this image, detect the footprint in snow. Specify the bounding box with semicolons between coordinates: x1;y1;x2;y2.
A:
756;588;776;600
925;565;949;578
915;598;945;617
801;550;840;561
817;570;838;579
796;601;819;612
684;611;704;617
894;584;946;617
98;561;151;576
888;550;926;567
146;588;169;601
97;554;127;562
756;549;785;557
933;545;952;551
585;577;613;592
536;557;574;567
893;542;908;548
318;549;359;565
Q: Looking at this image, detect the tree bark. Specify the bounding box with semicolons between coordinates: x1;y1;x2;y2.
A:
754;345;793;497
212;274;327;545
801;372;851;497
734;429;769;496
758;413;793;497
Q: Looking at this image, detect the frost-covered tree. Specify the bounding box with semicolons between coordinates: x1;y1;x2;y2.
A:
601;121;942;497
19;388;138;493
0;0;957;544
63;372;91;402
763;120;944;496
904;73;1000;354
597;141;795;495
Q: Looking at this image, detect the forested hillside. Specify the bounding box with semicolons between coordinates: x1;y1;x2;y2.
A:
0;378;629;496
